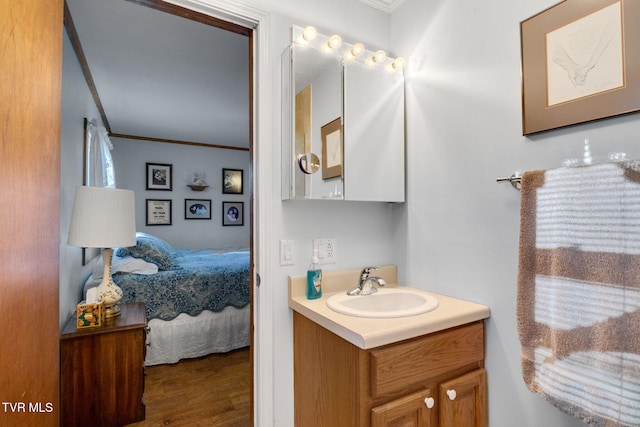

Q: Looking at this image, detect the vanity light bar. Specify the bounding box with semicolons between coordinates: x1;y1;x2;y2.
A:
294;25;405;74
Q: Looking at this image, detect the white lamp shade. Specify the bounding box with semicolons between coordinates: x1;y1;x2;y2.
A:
68;186;136;248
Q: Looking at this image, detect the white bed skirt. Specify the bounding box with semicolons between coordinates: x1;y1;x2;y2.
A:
145;305;250;366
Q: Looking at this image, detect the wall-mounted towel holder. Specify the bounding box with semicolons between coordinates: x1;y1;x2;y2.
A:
496;172;522;190
496;142;627;191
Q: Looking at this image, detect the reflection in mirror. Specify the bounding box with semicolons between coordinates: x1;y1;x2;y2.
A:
281;25;405;201
297;153;320;174
293;34;343;199
321;117;342;180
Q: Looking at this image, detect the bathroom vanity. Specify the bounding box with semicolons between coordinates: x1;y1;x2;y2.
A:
289;266;491;426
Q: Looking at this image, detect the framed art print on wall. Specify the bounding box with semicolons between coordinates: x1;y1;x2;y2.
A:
185;199;211;220
146;199;172;226
222;201;243;226
146;163;173;190
222;168;243;194
520;0;640;135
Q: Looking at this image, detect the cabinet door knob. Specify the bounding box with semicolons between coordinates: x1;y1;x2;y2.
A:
424;397;435;409
446;389;457;400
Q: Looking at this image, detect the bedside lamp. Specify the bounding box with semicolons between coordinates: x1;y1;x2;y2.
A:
68;187;136;318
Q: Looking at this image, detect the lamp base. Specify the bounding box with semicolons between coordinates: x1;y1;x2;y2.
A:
103;301;121;318
97;248;124;319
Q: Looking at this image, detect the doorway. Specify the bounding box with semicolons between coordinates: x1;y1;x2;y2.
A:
62;0;270;423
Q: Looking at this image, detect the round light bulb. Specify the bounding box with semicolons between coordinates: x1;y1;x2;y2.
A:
365;57;375;67
392;57;406;70
328;35;342;49
373;50;387;63
351;43;365;57
343;51;355;62
302;26;317;42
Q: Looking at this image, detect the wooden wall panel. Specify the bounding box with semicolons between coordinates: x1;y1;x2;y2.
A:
0;0;63;425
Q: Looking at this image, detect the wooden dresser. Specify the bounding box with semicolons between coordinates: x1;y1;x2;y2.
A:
60;302;147;426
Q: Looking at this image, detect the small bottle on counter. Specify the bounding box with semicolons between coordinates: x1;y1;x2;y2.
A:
306;250;322;300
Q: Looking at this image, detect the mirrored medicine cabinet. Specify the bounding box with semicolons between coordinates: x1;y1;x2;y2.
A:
281;25;405;202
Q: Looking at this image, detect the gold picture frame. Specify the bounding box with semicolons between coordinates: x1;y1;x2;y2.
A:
321;117;343;180
520;0;640;135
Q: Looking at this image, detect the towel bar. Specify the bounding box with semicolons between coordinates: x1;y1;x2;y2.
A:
496;172;522;190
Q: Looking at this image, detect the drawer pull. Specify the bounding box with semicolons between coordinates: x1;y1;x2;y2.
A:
424;397;435;409
446;389;457;401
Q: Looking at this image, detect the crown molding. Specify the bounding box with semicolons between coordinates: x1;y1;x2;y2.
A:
357;0;406;14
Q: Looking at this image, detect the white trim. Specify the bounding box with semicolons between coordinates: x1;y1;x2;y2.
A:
356;0;406;14
163;1;273;425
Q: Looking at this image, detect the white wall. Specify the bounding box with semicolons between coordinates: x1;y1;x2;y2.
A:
59;29;102;326
263;3;402;425
111;137;251;249
391;0;640;426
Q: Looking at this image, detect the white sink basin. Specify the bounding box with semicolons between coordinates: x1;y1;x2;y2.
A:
326;287;439;318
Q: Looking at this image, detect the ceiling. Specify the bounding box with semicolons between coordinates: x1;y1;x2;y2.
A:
64;0;399;150
65;0;251;149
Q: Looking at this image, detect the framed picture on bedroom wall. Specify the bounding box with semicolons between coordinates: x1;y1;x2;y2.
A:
146;163;173;191
222;168;243;194
222;201;243;226
146;199;172;226
185;199;211;220
520;0;640;134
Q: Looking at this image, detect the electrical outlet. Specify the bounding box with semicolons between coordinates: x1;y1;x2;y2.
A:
313;238;336;264
280;240;294;266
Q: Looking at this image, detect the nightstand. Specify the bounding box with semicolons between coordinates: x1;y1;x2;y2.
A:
60;302;147;426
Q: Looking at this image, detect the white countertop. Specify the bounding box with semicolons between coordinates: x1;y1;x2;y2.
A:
288;265;491;349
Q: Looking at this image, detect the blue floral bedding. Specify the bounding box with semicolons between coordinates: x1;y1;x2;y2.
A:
115;248;250;321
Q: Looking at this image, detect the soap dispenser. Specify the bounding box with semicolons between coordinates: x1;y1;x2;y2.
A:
306;250;322;300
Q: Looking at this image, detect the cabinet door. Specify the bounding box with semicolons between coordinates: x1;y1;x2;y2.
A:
371;389;434;427
439;369;487;427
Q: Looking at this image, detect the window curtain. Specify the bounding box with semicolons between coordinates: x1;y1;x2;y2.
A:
86;119;116;188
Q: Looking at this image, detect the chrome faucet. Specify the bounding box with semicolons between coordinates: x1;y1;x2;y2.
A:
347;266;387;296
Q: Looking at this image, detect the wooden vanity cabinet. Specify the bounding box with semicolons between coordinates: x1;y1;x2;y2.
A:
293;312;487;427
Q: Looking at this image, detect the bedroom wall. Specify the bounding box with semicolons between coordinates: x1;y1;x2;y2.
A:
59;28;103;326
110;137;251;250
391;0;640;426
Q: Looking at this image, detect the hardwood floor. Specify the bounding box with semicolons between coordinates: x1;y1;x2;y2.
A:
126;347;251;426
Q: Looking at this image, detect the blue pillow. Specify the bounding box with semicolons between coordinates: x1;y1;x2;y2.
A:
116;232;178;270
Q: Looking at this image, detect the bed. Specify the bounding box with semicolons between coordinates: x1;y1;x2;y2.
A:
84;232;251;366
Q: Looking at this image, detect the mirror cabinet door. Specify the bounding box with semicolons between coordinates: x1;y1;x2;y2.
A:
282;43;344;200
343;61;405;202
282;27;405;202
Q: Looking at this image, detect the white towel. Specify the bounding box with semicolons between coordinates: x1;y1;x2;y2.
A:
518;161;640;427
